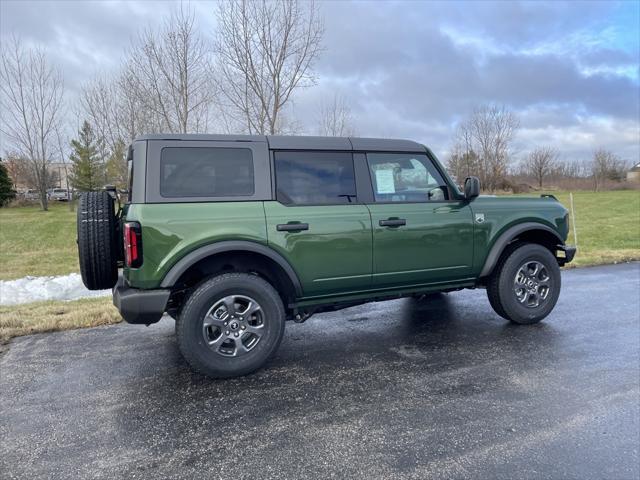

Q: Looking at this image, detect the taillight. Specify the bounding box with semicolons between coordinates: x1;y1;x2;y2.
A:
124;222;143;268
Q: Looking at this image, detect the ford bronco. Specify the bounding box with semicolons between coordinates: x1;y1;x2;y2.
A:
77;134;576;378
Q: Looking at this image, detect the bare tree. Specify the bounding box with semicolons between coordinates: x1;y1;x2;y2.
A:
2;152;27;189
78;4;216;192
448;124;479;184
0;36;65;210
591;148;625;191
453;105;519;192
525;146;558;189
81;75;126;153
555;159;587;179
0;152;58;191
471;105;519;192
317;94;355;136
79;71;152;158
125;5;216;134
215;0;323;134
447;147;480;186
79;70;157;194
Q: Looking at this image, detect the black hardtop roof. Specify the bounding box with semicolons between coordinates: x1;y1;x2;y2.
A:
135;134;426;153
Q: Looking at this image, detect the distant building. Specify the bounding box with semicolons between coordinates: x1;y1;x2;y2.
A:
0;159;72;192
48;162;71;189
627;163;640;183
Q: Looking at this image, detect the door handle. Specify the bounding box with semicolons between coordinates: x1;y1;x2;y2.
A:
276;222;309;232
379;218;406;227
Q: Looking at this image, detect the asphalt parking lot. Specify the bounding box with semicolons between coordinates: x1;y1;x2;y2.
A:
1;262;639;480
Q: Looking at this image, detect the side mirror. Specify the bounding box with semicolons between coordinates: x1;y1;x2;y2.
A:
464;176;480;200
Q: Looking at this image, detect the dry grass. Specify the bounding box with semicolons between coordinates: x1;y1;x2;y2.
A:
0;297;121;343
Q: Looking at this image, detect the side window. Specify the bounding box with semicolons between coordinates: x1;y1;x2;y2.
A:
160;147;254;197
367;153;449;202
274;151;357;205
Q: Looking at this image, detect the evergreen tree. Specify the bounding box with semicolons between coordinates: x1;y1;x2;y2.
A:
0;161;16;207
105;139;128;190
69;121;105;192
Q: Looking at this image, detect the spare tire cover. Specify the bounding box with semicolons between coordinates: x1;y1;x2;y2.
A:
77;191;119;290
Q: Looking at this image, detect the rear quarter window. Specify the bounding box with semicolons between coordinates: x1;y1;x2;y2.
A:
160;147;254;198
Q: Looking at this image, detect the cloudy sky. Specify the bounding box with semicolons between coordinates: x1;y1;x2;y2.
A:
1;0;638;164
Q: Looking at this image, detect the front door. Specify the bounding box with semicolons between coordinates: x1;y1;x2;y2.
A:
265;151;373;297
364;152;474;288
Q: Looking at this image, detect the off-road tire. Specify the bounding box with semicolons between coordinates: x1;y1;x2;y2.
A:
487;242;561;325
77;191;119;290
176;273;286;379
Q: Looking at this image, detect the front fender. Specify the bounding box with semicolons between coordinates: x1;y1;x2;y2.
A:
479;222;564;278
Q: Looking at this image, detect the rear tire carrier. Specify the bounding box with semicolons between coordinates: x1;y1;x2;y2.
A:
77;191;120;290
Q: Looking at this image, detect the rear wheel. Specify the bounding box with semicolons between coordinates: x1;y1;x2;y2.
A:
487;243;561;325
77;191;119;290
176;273;285;378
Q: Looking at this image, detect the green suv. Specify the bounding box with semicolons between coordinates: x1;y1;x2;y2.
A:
77;134;576;378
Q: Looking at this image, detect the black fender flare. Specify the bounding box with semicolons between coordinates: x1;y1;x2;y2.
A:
160;240;303;296
479;222;564;278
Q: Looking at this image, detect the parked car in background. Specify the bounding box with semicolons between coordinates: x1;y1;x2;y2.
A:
50;188;70;201
22;189;40;201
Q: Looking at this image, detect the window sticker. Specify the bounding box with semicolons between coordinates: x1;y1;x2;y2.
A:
375;169;396;194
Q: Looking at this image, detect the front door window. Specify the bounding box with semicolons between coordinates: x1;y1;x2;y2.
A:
367;153;449;203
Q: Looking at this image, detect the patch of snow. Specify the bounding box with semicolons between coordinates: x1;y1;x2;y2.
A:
0;273;110;306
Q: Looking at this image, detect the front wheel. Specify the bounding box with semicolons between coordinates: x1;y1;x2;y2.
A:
176;273;285;378
487;243;561;325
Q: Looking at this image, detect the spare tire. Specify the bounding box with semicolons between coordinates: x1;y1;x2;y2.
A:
77;191;119;290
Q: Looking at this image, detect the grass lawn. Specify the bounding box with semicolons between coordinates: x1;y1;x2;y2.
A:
0;297;121;344
519;190;640;268
0;202;79;280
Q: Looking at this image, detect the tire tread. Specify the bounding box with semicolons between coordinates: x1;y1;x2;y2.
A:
77;191;118;290
486;241;524;321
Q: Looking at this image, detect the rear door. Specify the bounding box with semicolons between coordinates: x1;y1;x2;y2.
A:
364;152;474;288
264;150;373;297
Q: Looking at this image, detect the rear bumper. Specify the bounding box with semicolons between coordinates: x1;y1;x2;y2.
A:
113;276;170;325
558;244;577;265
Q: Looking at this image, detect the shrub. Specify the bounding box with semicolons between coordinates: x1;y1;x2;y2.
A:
0;163;16;207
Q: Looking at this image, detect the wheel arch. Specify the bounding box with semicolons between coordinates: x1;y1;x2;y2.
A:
479;222;564;278
161;241;303;302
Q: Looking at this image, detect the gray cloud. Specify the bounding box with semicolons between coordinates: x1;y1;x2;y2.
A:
1;0;181;94
1;0;638;163
579;48;637;67
432;0;616;46
299;0;639;162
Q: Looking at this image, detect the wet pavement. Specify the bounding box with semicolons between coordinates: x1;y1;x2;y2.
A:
1;263;639;479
